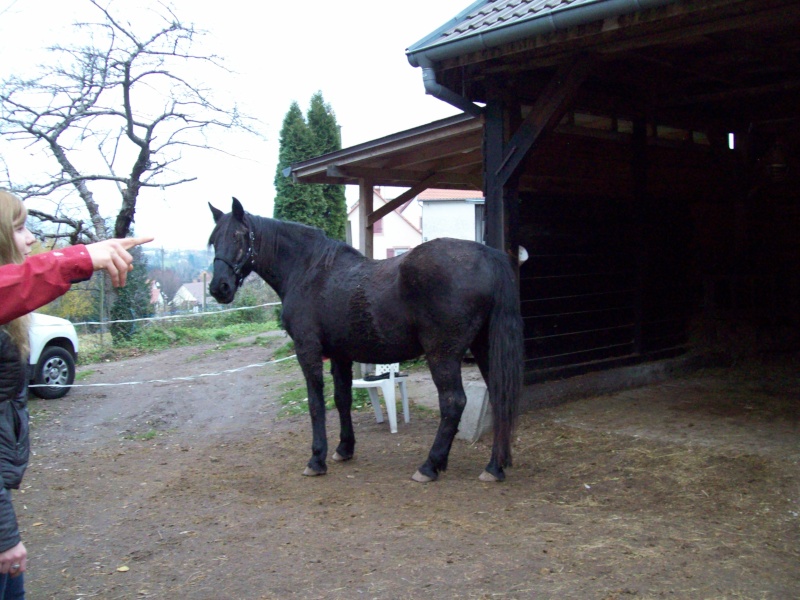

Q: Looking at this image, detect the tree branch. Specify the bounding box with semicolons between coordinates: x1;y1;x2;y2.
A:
0;0;259;243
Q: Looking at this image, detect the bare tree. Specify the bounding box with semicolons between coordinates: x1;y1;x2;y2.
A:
0;0;258;243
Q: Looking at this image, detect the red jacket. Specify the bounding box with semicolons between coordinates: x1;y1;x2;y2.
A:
0;245;93;325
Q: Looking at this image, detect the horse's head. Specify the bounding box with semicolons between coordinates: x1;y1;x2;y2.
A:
207;197;255;304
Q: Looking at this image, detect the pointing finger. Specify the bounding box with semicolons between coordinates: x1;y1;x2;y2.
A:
118;236;155;250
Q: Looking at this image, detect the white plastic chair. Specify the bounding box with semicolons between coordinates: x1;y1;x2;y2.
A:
352;363;409;433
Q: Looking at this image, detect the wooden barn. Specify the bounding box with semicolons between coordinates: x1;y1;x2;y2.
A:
285;0;800;390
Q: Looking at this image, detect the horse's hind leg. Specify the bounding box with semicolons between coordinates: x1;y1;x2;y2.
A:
412;356;466;483
330;358;356;462
470;334;504;481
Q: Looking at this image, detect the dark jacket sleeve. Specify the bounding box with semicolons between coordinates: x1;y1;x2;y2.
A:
0;333;28;554
0;245;93;325
0;486;20;553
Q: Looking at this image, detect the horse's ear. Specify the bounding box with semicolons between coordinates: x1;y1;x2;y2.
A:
232;197;245;223
209;203;224;223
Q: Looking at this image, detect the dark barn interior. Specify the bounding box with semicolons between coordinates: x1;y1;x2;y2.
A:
288;0;800;387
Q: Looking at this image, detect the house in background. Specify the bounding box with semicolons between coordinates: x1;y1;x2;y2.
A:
347;187;486;257
418;188;485;244
173;281;207;312
149;280;166;314
347;187;421;258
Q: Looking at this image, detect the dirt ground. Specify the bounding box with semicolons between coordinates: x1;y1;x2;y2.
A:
22;333;799;599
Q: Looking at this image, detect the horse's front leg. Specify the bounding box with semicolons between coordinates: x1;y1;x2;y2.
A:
299;354;328;476
413;357;466;483
329;358;355;462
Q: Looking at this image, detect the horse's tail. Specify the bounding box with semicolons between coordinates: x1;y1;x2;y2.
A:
487;253;524;468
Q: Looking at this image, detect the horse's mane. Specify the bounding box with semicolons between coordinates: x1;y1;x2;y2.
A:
255;216;361;271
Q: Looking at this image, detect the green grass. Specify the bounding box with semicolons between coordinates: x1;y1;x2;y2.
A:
78;320;281;365
123;429;159;441
277;371;372;417
77;320;426;422
274;345;429;417
193;334;280;358
273;340;296;360
75;370;95;381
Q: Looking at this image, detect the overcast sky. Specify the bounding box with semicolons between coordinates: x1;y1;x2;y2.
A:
0;0;470;249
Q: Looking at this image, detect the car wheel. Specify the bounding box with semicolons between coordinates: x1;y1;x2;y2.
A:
32;346;75;400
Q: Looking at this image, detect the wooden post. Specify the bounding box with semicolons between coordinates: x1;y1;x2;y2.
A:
99;274;105;347
632;118;649;356
483;100;507;251
202;272;207;312
483;57;592;256
359;178;374;258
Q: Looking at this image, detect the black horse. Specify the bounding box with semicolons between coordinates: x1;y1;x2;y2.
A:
208;198;523;482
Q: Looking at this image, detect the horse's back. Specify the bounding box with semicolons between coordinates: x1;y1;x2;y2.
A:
396;237;512;324
399;237;508;294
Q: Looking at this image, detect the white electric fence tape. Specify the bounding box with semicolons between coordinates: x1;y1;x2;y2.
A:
30;303;294;390
72;302;281;327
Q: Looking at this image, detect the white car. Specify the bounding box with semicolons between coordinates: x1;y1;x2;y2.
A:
28;313;79;399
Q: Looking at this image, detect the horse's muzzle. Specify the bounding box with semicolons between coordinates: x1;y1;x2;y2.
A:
209;278;236;304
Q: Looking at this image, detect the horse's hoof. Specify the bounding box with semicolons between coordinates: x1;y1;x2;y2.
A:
411;470;436;483
479;470;501;482
303;467;326;477
332;452;352;462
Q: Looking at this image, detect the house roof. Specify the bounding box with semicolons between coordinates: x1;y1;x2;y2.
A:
180;282;206;303
417;188;484;201
149;280;163;305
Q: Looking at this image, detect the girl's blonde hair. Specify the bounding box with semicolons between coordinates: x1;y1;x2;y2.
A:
0;189;31;357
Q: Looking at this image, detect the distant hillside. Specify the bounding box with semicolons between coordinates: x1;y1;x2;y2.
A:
143;247;214;282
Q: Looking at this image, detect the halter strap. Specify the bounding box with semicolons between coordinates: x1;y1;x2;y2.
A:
215;214;256;287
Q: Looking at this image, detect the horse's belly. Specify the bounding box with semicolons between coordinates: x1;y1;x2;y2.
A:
325;332;423;365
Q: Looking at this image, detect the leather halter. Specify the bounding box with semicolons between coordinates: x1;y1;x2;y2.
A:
214;214;256;288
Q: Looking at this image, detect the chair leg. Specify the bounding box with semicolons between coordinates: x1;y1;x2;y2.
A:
382;382;398;433
369;388;384;423
399;381;410;424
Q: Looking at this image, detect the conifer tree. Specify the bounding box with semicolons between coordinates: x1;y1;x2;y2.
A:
273;94;346;240
306;92;347;241
273;102;327;229
110;244;154;343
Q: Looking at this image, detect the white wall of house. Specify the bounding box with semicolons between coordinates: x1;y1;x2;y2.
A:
348;188;486;257
422;200;482;242
348;189;422;259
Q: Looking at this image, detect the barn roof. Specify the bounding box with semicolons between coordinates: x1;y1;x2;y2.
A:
287;1;800;192
284;113;483;191
406;0;677;67
407;0;800;131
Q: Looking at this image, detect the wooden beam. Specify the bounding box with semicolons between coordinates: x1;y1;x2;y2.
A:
496;55;594;185
327;165;480;188
380;139;482;171
660;79;800;108
367;175;439;226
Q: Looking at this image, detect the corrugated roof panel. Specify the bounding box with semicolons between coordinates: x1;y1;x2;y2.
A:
421;0;597;48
